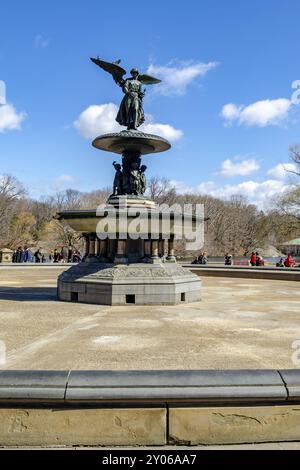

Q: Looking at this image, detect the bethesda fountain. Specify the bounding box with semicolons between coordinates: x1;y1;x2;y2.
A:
56;57;202;305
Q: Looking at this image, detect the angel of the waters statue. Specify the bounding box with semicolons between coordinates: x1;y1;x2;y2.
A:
90;58;161;130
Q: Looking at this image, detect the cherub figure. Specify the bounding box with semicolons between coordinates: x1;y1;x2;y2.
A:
112;161;123;195
139;164;147;195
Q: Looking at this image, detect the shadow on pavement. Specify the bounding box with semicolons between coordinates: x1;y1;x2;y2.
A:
0;287;57;301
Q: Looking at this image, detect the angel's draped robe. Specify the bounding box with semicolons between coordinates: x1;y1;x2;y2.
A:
116;79;145;130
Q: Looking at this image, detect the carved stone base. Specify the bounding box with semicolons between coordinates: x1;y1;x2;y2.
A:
57;262;201;305
107;194;156;208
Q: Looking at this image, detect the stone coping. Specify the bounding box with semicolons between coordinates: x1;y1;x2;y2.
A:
183;263;300;272
1;263;300;275
184;265;300;281
0;263;75;268
0;370;298;405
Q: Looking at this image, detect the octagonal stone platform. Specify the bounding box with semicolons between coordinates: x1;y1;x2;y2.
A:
58;262;201;305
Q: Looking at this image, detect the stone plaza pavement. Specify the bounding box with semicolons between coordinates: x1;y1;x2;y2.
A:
0;266;299;370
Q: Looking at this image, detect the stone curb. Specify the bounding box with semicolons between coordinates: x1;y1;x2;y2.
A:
185;265;300;281
0;264;75;268
0;369;298;405
0;370;299;446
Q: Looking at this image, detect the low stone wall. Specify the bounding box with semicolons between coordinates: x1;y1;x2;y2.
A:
2;263;300;282
183;265;300;281
0;370;299;446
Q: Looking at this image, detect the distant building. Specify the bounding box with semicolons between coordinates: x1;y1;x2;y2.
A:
280;237;300;256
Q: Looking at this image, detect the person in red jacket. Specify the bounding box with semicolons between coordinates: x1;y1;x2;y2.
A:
284;254;295;268
250;252;256;266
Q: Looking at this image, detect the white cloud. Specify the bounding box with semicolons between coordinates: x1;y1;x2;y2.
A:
142;118;183;141
221;103;242;121
35;34;50;49
165;177;291;208
221;98;292;127
74;103;120;139
53;174;76;190
218;157;260;178
169;180;194;193
267;163;298;180
0;80;6;105
74;103;183;142
196;179;290;208
147;60;218;96
0;103;26;133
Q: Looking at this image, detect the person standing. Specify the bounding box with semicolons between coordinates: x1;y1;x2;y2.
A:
23;246;30;263
34;248;42;263
53;249;59;263
59;248;65;263
15;246;23;263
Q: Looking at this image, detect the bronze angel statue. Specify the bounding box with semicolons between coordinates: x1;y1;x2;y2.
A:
90;57;161;130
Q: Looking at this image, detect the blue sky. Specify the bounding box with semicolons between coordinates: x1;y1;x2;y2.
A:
1;0;300;208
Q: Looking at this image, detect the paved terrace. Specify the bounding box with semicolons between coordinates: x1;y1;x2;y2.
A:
0;265;299;370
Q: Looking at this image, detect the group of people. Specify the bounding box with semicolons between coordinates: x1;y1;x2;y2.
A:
11;246;82;264
276;254;296;268
50;248;81;263
250;252;298;268
249;252;265;267
192;252;208;265
12;246;39;263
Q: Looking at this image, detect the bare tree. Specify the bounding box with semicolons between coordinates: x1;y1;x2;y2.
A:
288;145;300;176
46;189;83;211
147;177;178;205
81;188;111;209
276;186;300;221
0;175;25;246
0;174;25;218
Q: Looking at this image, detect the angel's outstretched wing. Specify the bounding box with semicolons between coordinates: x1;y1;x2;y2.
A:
90;57;126;85
139;74;161;85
